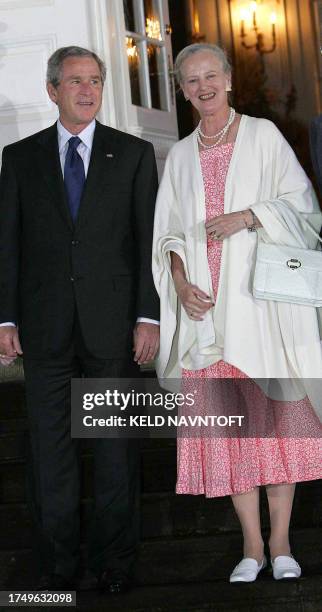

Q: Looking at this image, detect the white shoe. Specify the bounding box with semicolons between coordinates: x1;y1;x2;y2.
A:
271;555;301;580
229;556;267;583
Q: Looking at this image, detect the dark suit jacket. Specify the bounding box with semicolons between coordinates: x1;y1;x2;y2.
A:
0;121;159;358
310;114;322;196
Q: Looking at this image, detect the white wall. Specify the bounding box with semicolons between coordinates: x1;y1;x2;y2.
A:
0;0;98;147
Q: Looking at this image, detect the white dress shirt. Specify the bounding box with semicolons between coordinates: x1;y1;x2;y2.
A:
1;119;159;327
57;118;95;178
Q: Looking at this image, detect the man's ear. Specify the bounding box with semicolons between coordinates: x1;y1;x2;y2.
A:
46;82;58;105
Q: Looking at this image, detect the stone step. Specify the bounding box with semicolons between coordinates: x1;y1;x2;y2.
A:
4;576;322;612
1;442;322;504
0;383;25;419
0;429;29;461
0;495;238;550
0;443;177;502
0;480;321;549
0;378;164;422
0;529;321;601
0;418;28;436
0;432;176;462
66;576;322;612
0;421;176;462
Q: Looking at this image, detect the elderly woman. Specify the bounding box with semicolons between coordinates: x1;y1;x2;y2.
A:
152;43;322;583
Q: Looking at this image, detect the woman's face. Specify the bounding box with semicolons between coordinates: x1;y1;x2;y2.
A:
180;50;231;119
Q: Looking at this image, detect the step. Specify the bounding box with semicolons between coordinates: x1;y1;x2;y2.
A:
0;377;164;421
0;494;240;550
1;436;322;502
0;419;176;462
0;383;25;419
1;484;321;549
0;529;321;600
0;461;321;536
5;576;322;612
137;529;322;584
0;429;29;461
0;445;177;502
71;576;322;612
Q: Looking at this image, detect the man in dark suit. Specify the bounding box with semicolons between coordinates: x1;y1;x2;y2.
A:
0;46;160;592
310;114;322;195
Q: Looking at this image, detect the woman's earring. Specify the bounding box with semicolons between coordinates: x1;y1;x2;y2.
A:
226;84;232;92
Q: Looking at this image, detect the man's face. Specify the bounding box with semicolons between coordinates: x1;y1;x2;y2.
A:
47;56;103;133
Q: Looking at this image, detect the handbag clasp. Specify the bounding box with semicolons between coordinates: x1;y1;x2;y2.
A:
287;258;301;270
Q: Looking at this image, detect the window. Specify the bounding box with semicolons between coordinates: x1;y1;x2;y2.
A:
105;0;178;163
123;0;172;111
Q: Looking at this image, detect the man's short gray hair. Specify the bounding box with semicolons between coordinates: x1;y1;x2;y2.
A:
47;46;106;87
174;43;232;85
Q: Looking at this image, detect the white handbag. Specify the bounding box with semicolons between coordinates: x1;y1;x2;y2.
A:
253;219;322;307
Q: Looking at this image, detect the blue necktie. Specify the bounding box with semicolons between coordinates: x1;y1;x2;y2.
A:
64;136;85;222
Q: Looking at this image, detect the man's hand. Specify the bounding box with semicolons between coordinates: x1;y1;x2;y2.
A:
133;323;160;365
0;326;23;366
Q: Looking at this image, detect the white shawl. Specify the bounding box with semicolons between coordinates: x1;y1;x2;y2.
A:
152;115;322;416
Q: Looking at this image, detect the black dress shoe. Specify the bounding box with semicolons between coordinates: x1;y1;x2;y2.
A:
36;574;75;591
98;570;131;595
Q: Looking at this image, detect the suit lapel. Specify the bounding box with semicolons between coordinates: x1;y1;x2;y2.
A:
75;121;122;229
37;123;74;230
36;121;123;231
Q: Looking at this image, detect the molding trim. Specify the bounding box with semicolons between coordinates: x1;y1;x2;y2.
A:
125;126;177;159
0;0;53;8
0;34;57;121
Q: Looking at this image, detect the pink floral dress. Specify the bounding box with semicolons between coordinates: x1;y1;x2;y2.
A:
176;144;322;497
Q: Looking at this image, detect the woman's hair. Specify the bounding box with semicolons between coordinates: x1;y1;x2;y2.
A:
47;46;106;87
174;43;232;85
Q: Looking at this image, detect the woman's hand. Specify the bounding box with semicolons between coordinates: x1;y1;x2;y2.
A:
170;251;213;321
205;211;252;240
176;281;214;321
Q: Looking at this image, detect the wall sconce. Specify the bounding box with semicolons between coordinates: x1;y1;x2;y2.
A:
145;17;162;41
240;1;277;55
126;37;137;59
190;0;206;42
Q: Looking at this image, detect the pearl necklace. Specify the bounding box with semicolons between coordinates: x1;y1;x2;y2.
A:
197;108;236;149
